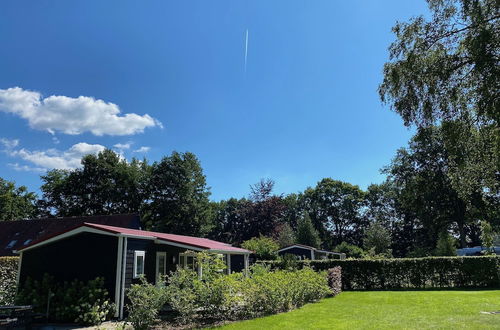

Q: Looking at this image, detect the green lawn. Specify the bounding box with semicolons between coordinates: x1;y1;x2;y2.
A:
216;290;500;329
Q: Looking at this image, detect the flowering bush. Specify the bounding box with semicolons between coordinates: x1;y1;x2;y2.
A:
126;276;168;330
127;252;331;327
0;256;18;306
16;274;115;325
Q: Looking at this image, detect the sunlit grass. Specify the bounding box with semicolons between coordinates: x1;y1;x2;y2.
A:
215;290;500;329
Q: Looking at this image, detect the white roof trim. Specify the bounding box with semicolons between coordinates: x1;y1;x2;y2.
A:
277;245;315;253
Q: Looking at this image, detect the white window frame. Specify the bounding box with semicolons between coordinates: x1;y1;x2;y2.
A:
133;250;146;278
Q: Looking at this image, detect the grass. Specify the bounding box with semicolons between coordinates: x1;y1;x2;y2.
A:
215;290;500;329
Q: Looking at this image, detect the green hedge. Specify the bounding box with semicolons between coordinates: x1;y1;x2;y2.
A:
261;256;500;290
0;256;19;305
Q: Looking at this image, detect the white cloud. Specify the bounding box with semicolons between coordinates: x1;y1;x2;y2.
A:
114;142;131;150
5;142;106;170
0;87;163;136
133;146;150;153
8;163;45;173
0;138;19;149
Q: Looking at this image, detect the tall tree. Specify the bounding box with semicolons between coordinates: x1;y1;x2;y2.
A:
302;179;366;247
0;178;38;221
274;222;296;248
363;222;392;257
146;151;212;236
296;213;321;248
383;126;494;249
379;0;499;196
40;149;149;216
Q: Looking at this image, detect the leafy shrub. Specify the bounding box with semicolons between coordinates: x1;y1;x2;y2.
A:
126;276;168;330
242;235;279;260
16;274;115;325
165;267;200;323
327;267;342;296
127;252;331;326
334;242;366;259
0;256;18;305
278;253;300;270
261;256;500;290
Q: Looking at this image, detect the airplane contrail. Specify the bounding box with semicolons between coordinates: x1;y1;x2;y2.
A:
244;29;249;72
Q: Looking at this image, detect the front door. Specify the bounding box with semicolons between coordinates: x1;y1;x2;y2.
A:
156;252;167;283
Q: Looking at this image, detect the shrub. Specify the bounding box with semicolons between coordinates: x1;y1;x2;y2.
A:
126;276;168;330
161;252;331;325
0;256;18;305
16;274;115;325
327;267;342;296
165;267;200;323
238;267;330;318
261;256;500;290
334;242;366;259
242;235;279;260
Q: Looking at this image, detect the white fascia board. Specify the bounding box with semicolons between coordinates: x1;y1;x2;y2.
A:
277;245;314;253
19;227;118;252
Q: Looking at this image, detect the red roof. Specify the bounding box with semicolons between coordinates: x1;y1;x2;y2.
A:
20;222;251;254
0;214;141;256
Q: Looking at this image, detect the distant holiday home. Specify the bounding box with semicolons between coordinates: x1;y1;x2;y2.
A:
277;244;346;260
15;221;251;319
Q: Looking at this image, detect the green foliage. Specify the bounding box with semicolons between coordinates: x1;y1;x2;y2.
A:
480;220;495;255
242;236;279;260
16;274;115;325
126;276;168;330
278;253;300;270
379;0;499;197
146;151;212;236
379;0;499;126
0;256;18;305
382;125;497;251
301;179;366;246
262;256;500;290
296;213;321;248
0;178;37;221
128;252;330;326
39;149;149;217
334;242;366;259
434;232;457;256
274;222;296;248
363;222;392;257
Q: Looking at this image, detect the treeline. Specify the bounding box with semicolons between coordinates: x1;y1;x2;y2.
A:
1;134;498;258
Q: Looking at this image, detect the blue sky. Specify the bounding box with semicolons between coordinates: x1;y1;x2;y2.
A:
0;1;427;201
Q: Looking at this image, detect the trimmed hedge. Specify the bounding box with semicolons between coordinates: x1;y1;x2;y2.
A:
0;256;19;305
261;256;500;290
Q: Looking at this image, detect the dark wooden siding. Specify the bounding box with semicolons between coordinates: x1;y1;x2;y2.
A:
19;232;119;296
124;239;190;289
278;247;313;259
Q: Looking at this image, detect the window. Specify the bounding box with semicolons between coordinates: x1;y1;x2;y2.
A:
133;251;145;278
23;239;32;246
5;240;17;249
179;252;196;271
